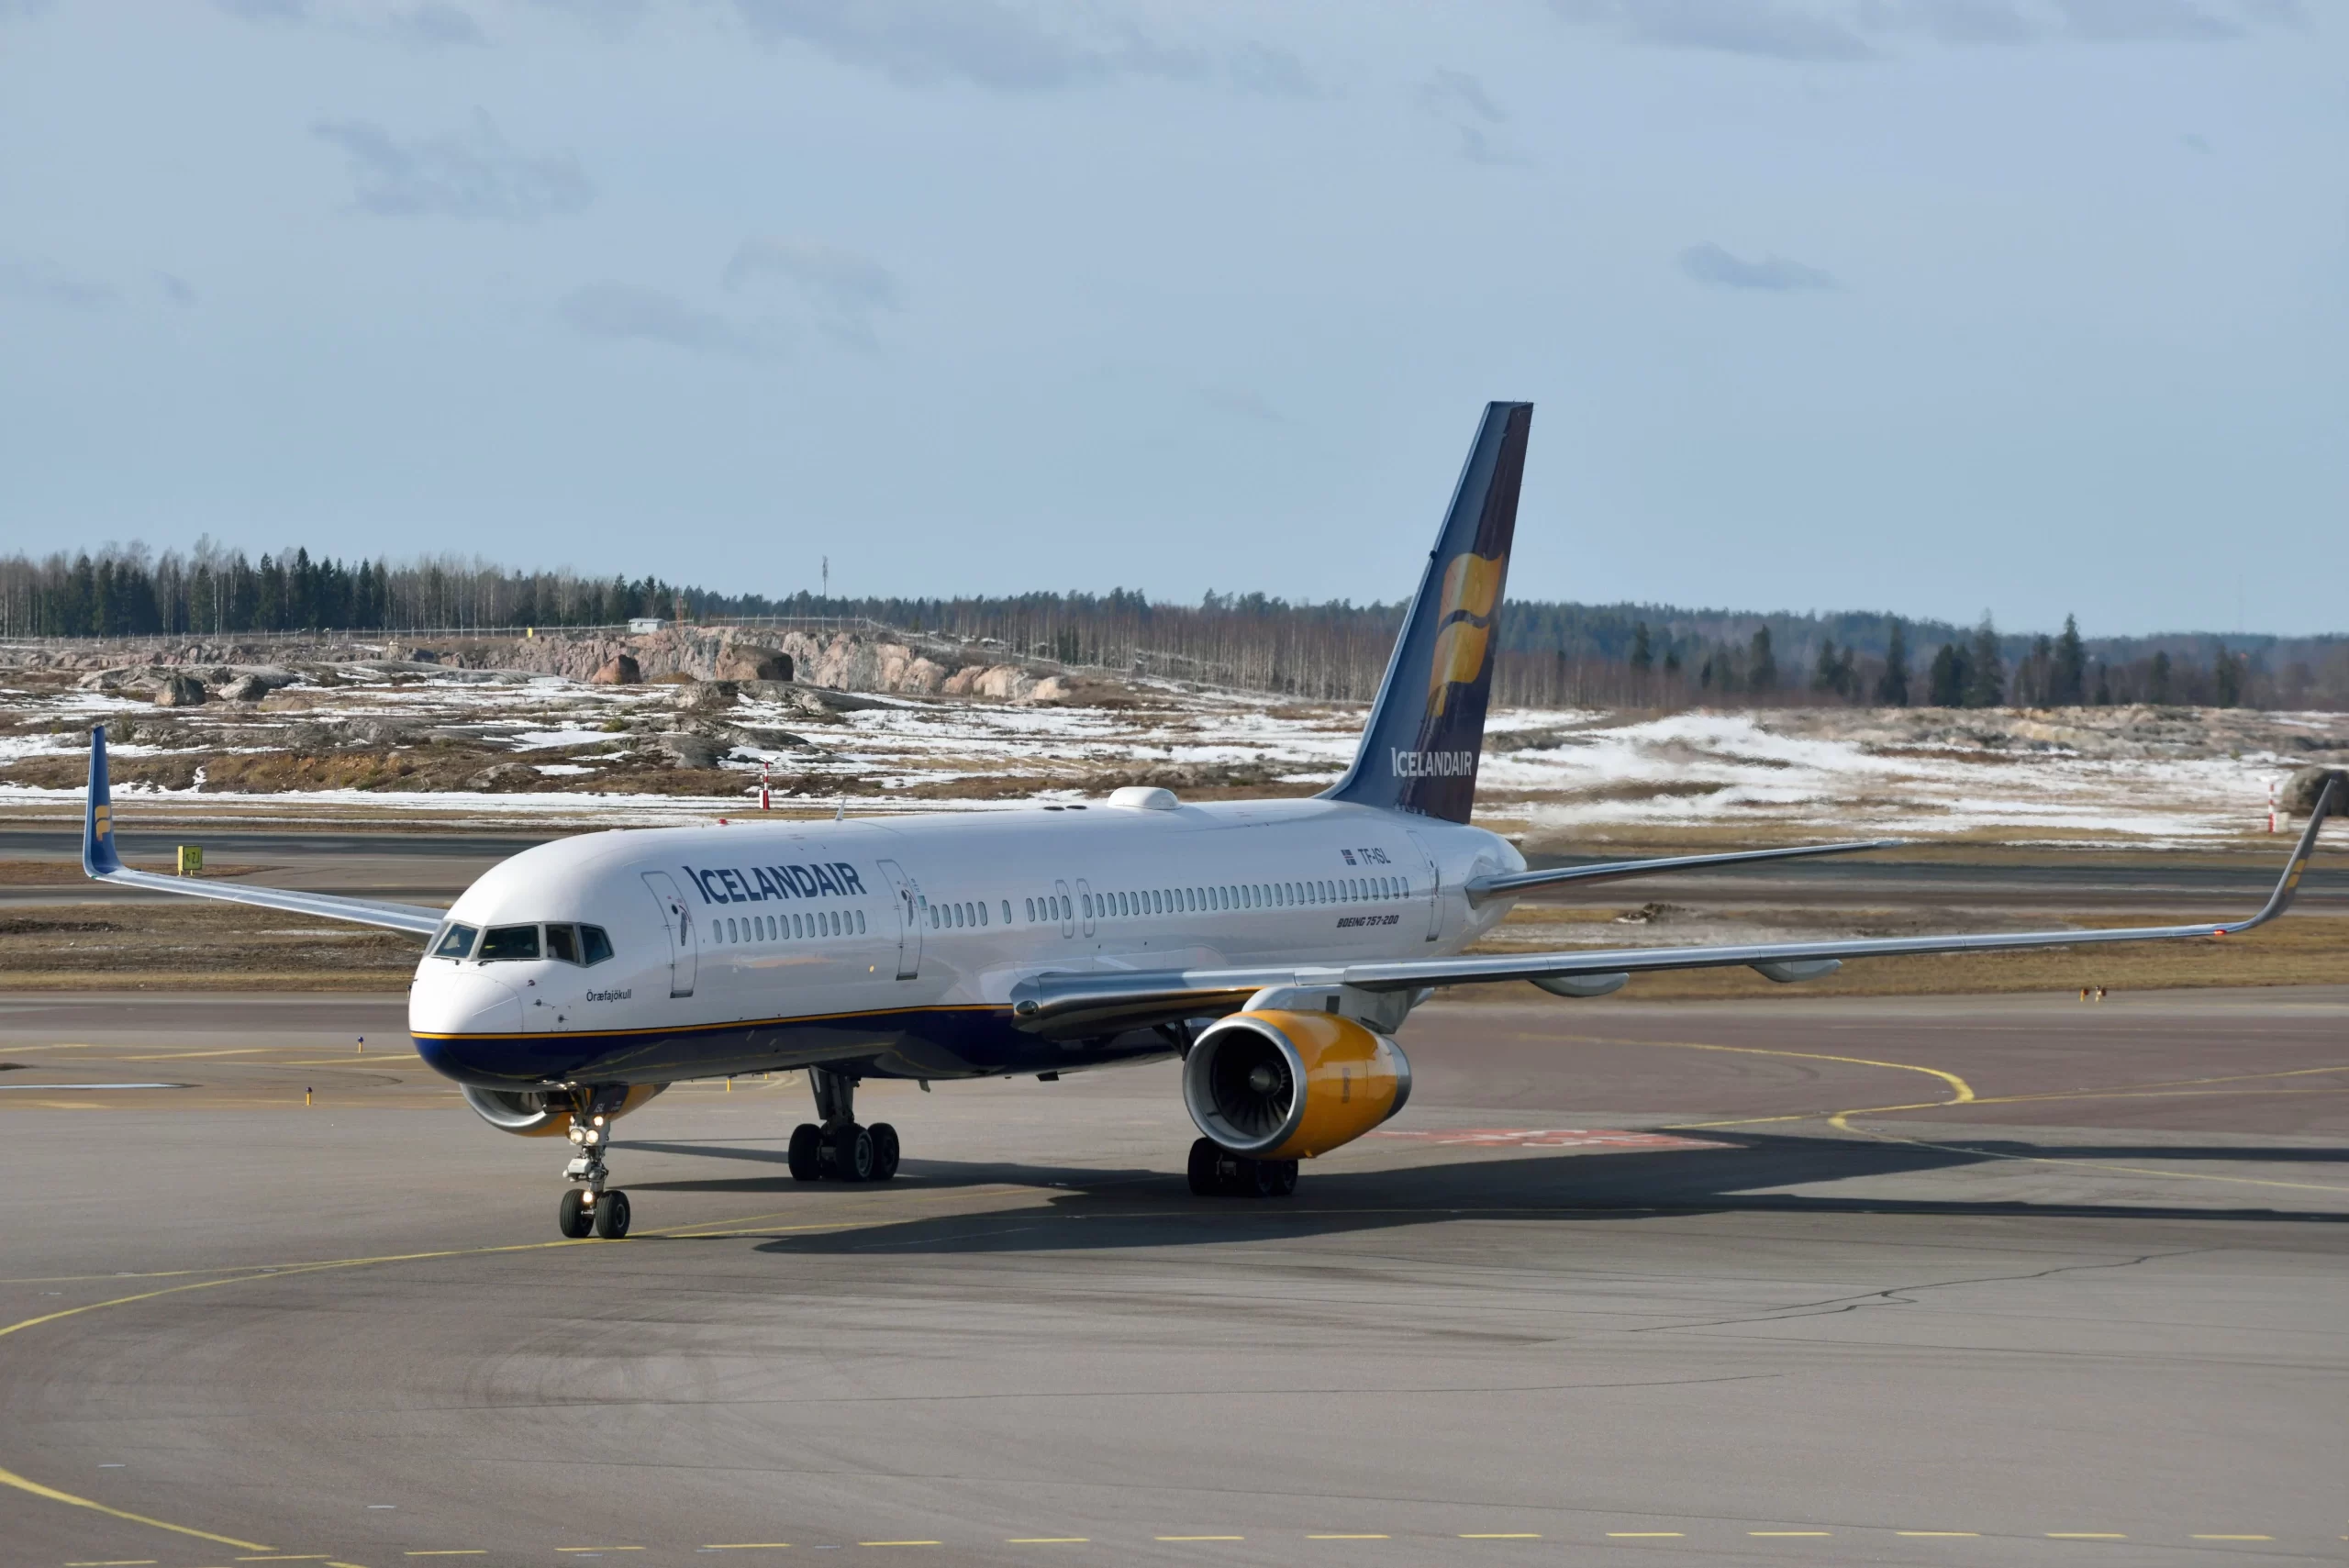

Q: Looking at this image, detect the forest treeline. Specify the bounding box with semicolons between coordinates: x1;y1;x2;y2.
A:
5;542;2344;711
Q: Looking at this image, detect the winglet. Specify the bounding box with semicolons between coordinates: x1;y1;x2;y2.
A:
83;724;120;877
2221;774;2338;934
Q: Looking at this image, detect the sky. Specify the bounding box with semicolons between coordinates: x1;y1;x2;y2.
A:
1;0;2343;637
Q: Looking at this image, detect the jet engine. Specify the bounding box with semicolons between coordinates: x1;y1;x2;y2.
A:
1182;1009;1411;1161
461;1083;667;1137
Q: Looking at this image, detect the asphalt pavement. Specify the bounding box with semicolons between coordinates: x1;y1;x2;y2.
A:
1;986;2342;1565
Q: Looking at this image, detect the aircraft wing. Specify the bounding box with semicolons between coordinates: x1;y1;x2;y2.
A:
80;725;448;938
1462;838;1901;904
1010;782;2338;1038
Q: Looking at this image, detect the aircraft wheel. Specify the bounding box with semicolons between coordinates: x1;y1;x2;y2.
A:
787;1123;822;1182
868;1122;901;1183
828;1123;875;1183
1264;1159;1298;1197
1187;1137;1223;1196
593;1189;631;1240
557;1188;593;1238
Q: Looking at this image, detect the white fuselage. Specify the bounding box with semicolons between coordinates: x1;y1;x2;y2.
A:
407;795;1522;1090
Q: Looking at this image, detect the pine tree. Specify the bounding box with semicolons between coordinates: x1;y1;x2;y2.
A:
1748;626;1777;693
1963;618;2005;707
1876;620;1909;706
2214;645;2243;707
2052;614;2087;705
2093;666;2111;706
1811;638;1841;695
1629;620;1653;673
1928;643;1965;707
2150;651;2174;704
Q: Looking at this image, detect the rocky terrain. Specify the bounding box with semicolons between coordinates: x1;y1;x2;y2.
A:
2;624;2344;846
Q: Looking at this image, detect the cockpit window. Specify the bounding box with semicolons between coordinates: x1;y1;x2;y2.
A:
544;923;581;964
431;922;478;960
580;925;614;965
478;924;541;962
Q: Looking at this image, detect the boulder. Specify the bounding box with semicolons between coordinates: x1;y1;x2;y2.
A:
217;674;273;702
2280;765;2347;817
152;673;207;707
465;762;542;793
675;680;740;715
713;647;792;682
657;733;725;770
590;653;642;685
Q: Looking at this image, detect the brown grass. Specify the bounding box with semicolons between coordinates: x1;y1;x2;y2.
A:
0;899;424;990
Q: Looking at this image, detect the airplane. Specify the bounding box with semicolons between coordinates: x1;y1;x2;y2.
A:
79;402;2340;1240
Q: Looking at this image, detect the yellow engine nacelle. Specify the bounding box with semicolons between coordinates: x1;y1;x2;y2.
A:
1182;1009;1411;1161
461;1083;667;1137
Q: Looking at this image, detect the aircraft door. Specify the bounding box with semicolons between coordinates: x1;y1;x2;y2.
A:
1403;831;1442;942
875;858;922;980
641;871;697;996
1054;878;1074;938
1075;877;1096;937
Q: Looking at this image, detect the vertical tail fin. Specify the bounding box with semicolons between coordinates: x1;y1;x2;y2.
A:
83;724;120;877
1322;401;1531;822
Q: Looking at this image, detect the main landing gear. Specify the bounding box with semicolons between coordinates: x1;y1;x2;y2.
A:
1187;1137;1297;1198
556;1087;632;1240
787;1066;901;1184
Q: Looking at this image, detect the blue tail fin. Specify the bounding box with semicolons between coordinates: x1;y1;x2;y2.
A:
83;724;120;876
1322;401;1531;823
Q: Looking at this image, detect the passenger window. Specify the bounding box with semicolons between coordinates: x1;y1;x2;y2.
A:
545;924;581;964
432;922;478;960
1026;897;1036;922
980;902;989;928
581;926;614;965
1000;900;1010;925
479;924;540;962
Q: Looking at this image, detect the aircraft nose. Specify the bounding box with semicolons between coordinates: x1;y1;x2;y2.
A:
410;970;524;1037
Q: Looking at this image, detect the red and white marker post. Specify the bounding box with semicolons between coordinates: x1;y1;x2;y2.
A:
761;759;772;812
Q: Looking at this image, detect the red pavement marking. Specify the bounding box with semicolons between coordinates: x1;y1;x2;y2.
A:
1370;1128;1730;1151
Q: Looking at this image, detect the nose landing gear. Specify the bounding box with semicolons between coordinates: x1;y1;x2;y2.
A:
555;1087;632;1238
788;1066;901;1184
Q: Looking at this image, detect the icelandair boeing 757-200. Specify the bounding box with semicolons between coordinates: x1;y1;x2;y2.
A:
80;403;2339;1239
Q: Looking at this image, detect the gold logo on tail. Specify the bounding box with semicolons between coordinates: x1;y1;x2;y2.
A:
93;804;111;838
1426;551;1506;717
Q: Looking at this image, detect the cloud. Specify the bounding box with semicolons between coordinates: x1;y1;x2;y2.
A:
0;257;118;309
1861;0;2039;45
1555;0;1875;61
2182;131;2213;153
1418;68;1529;167
723;238;902;350
1200;385;1289;425
560;283;781;361
310;112;594;220
2048;0;2241;40
1678;242;1840;292
1562;0;2291;55
389;3;486;48
213;0;306;21
158;272;198;308
729;0;1310;95
1420;68;1506;125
